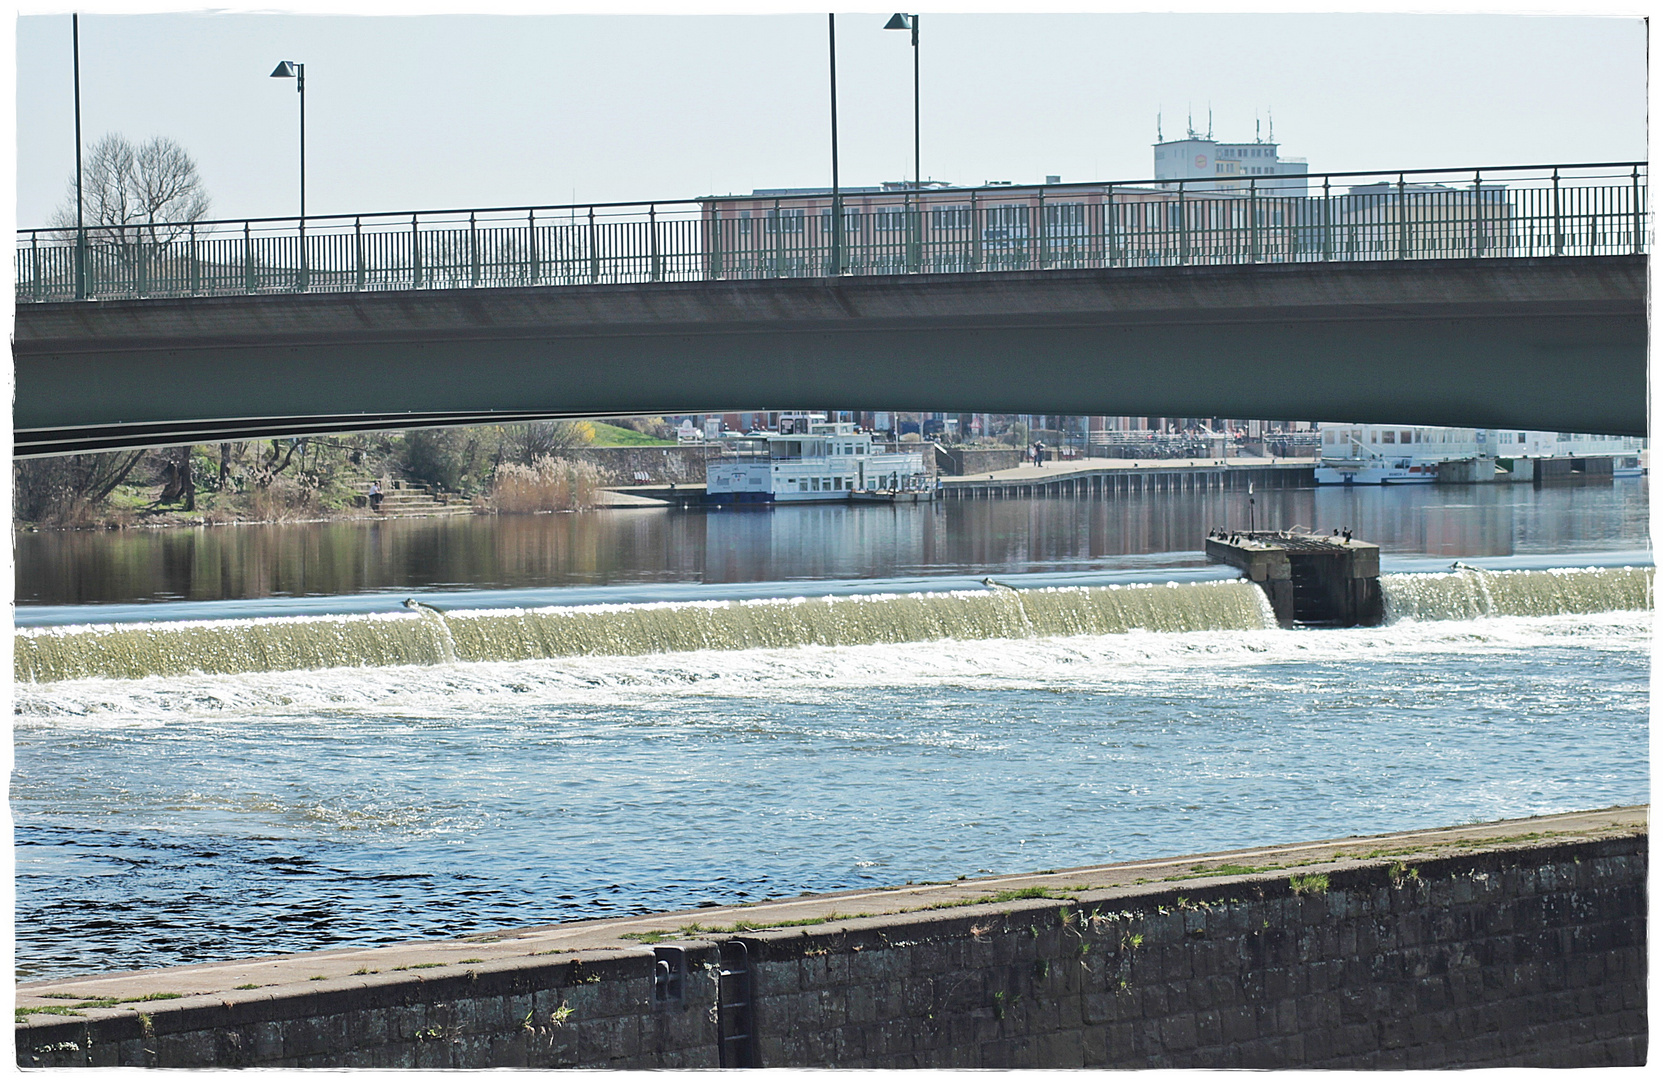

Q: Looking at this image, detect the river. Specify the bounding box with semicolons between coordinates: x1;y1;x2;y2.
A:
12;479;1652;979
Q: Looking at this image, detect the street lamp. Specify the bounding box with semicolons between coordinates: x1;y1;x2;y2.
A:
269;60;305;221
883;13;919;190
72;13;85;300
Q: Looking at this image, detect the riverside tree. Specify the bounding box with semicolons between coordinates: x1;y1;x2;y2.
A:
47;134;212;510
51;133;211;250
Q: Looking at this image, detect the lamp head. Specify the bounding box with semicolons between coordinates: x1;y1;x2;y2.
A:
270;60;298;79
883;13;911;31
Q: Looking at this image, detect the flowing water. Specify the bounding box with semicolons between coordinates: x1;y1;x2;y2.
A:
12;483;1652;980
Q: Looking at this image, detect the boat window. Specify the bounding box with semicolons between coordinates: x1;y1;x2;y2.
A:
1382;431;1394;444
1369;431;1378;443
1403;431;1414;444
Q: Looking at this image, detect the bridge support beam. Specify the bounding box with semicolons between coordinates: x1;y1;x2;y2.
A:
13;256;1646;456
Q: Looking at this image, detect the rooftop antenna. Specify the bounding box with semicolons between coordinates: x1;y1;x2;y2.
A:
1186;102;1195;139
1268;108;1274;144
1157;107;1163;142
1207;104;1213;139
1255;110;1261;143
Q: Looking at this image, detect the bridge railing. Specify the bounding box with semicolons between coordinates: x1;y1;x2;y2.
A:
15;162;1646;303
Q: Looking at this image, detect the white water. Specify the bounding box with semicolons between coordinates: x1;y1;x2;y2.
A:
14;609;1650;979
16;567;1651;685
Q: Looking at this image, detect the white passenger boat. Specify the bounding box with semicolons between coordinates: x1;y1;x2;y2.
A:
1315;424;1647;485
704;422;930;504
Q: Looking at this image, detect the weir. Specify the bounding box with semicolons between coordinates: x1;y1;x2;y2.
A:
13;566;1652;683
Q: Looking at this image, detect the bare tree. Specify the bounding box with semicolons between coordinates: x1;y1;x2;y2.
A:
51;134;211;257
505;421;594;465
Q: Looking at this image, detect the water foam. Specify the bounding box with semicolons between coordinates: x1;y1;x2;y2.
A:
1382;565;1653;623
15;579;1273;683
14;567;1650;684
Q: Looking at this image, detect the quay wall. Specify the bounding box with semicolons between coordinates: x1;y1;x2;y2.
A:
16;821;1645;1068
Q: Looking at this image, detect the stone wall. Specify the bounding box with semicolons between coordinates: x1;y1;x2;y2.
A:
16;821;1646;1068
566;446;711;485
939;447;1026;476
744;837;1645;1068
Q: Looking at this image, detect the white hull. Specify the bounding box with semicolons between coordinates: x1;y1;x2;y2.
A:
1315;465;1437;485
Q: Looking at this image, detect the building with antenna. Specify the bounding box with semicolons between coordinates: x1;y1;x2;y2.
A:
1152;112;1307;196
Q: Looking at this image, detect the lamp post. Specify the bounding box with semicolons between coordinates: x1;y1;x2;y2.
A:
828;13;843;276
883;13;919;190
884;14;920;272
269;60;305;219
72;13;85;300
270;60;305;288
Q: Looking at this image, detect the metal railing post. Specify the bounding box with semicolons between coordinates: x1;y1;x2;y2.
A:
1038;187;1049;269
529;209;539;284
1104;185;1116;268
588;207;600;283
298;218;308;292
30;232;40;302
771;198;782;278
707;209;722;280
1632;165;1643;255
649;204;661;282
1177;180;1188;266
1249;178;1258;264
189;222;199;295
1322;176;1332;261
1551;168;1562;256
469;212;480;287
411;214;423;288
1476;170;1490;259
74;226;86;300
970;189;981;271
355;216;365;291
244;222;254;292
1397;174;1408;260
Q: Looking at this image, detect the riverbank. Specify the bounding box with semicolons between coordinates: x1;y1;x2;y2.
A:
15;806;1646;1068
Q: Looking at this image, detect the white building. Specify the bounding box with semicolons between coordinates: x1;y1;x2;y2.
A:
1153;133;1308;197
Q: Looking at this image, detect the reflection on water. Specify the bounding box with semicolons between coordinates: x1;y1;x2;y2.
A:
14;479;1649;607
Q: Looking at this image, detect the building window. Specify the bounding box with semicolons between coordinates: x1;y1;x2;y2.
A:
737;211;752;236
1043;202;1087;237
874;208;908;232
932;204;972;230
766;208;805;234
985;205;1029;236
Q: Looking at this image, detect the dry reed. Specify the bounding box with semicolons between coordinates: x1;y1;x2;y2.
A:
490;456;602;513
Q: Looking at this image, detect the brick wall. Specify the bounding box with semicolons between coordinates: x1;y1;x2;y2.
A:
17;831;1645;1068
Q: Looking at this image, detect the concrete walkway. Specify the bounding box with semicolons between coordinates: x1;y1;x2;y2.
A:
16;805;1645;1016
942;455;1315;486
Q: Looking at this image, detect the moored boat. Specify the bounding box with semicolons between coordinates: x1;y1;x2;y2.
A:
704;421;929;504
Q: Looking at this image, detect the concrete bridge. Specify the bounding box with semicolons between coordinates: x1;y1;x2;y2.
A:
13;254;1645;455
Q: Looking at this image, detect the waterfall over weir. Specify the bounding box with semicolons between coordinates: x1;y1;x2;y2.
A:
14;567;1651;684
1382;565;1653;623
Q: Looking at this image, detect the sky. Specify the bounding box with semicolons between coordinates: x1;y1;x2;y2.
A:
12;4;1649;228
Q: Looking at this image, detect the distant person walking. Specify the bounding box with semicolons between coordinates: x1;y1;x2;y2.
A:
1034;441;1046;467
